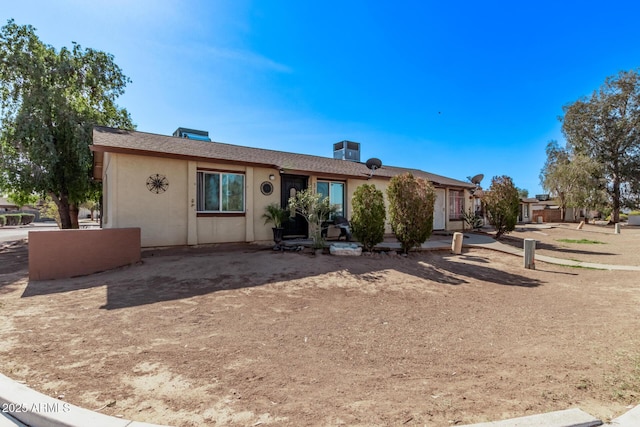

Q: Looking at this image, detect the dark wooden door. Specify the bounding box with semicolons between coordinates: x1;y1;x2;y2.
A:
281;174;308;238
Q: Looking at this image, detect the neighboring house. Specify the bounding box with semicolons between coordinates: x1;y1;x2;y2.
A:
0;196;18;212
91;126;476;247
519;197;538;223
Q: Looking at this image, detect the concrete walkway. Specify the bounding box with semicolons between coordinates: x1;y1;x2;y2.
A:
2;230;639;427
458;232;640;271
369;232;640;271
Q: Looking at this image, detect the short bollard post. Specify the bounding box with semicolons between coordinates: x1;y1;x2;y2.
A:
576;220;585;230
614;223;621;234
451;232;463;255
524;238;536;270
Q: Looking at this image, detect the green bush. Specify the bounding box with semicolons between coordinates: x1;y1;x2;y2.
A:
4;213;21;226
20;213;35;225
0;215;5;227
387;173;436;254
351;184;386;252
483;175;520;239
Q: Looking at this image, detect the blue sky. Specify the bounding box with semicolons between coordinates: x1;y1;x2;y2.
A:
4;1;640;195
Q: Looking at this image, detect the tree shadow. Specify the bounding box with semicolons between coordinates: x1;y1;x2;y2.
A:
21;244;544;310
501;236;616;257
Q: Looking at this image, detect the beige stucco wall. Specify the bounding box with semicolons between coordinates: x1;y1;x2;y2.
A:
103;153;189;246
102;152;470;246
103;152;282;247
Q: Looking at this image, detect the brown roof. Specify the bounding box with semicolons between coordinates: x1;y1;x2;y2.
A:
91;126;474;188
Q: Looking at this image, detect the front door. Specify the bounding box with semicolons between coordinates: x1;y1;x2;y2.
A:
281;174;308;238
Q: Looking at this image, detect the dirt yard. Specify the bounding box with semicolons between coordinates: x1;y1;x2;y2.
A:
1;223;640;426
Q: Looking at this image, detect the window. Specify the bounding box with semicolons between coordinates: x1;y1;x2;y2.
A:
316;180;345;218
449;190;464;220
197;171;245;212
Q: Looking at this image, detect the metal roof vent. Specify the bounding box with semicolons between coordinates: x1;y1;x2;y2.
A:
333;140;360;162
173;127;211;142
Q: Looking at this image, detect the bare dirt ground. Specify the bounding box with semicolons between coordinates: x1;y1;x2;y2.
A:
1;224;640;426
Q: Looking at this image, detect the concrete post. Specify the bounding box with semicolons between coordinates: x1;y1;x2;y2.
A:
576;221;584;230
614;223;621;234
524;238;536;270
451;232;463;254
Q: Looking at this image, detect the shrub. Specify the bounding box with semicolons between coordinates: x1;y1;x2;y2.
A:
463;207;483;230
483;175;520;239
288;188;337;249
386;173;436;254
4;213;21;226
20;213;35;225
351;184;386;252
0;215;5;227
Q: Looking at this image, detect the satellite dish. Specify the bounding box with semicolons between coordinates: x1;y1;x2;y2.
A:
470;173;484;185
366;158;382;170
365;158;382;178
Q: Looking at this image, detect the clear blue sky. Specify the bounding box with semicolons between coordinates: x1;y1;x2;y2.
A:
4;1;640;195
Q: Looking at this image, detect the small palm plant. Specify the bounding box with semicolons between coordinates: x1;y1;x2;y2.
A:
262;203;290;245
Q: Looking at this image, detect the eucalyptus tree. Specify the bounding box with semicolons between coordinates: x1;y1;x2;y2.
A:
561;69;640;223
541;141;607;221
0;19;134;228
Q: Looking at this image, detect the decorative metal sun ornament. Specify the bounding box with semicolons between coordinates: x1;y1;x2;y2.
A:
146;174;169;194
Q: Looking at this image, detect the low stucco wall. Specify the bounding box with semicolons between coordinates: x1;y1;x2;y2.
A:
29;228;141;280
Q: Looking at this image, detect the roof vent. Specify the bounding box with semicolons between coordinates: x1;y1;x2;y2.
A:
333;140;360;162
173;127;211;142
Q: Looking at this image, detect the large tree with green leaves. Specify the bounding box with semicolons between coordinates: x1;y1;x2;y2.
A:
483;175;519;239
0;19;134;228
561;69;640;223
540;140;607;221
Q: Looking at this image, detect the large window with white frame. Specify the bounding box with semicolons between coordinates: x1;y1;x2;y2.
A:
449;189;464;220
197;171;245;213
316;180;345;218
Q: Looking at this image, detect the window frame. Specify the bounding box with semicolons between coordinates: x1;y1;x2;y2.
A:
196;170;246;214
449;189;465;221
316;179;346;219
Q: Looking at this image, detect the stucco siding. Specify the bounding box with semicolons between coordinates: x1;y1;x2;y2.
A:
104;153;189;247
196;216;246;243
100;149;470;247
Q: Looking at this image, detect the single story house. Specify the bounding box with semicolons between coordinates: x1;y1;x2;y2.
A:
0;196;18;212
91;126;476;247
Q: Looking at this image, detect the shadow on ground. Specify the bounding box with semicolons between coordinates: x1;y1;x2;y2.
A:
19;242;544;310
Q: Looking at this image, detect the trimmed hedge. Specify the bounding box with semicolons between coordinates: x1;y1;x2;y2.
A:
0;213;35;226
4;214;21;226
20;213;35;225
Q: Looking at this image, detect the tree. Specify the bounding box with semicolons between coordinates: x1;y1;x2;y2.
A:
561;69;640;223
540;141;572;219
386;173;435;254
0;20;134;229
516;187;529;199
288;188;337;250
350;184;386;252
483;175;519;239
